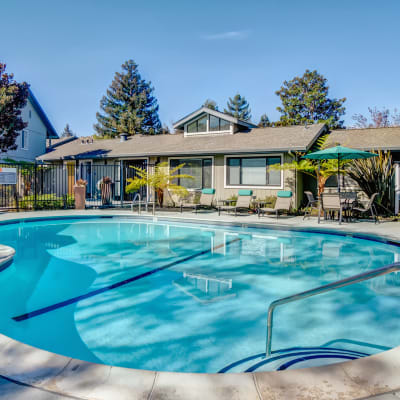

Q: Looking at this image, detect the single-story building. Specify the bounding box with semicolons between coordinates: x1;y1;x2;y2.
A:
36;107;400;211
37;107;328;207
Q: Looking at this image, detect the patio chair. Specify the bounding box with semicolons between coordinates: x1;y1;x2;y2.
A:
258;191;292;219
351;193;379;224
340;192;358;221
180;189;215;213
218;190;253;216
319;193;344;225
303;191;318;220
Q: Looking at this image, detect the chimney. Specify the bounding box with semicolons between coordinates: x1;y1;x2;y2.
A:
120;133;128;142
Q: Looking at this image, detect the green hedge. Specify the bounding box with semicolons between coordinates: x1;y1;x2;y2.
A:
19;194;75;210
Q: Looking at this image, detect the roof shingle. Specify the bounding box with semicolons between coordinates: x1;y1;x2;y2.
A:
327;127;400;151
37;123;326;161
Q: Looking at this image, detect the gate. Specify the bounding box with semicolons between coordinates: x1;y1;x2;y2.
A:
0;161;149;211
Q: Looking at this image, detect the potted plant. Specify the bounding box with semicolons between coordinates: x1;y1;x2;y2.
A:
74;179;87;209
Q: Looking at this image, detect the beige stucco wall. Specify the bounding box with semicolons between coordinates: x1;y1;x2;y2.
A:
48;154;302;208
163;153;300;208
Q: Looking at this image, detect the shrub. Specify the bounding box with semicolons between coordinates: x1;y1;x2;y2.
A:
18;194;75;210
346;151;394;214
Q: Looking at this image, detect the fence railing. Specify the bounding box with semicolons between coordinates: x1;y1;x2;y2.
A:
0;162;147;211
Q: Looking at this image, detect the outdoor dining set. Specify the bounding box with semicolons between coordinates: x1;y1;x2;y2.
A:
303;191;379;224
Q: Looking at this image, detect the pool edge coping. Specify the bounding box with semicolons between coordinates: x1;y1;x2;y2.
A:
0;211;399;399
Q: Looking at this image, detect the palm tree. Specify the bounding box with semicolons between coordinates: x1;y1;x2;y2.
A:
125;162;193;207
269;135;346;195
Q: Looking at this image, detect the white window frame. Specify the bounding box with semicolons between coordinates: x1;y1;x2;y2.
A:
224;153;284;189
21;130;28;150
184;115;232;136
168;156;214;191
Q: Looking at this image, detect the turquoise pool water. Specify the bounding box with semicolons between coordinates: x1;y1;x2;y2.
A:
0;217;399;373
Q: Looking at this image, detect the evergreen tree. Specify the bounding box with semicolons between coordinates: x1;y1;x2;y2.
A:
61;123;74;137
258;114;271;128
0;63;29;152
275;69;346;129
202;99;218;110
224;94;251;121
94;60;161;137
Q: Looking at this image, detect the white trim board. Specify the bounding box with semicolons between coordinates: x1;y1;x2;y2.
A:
168;155;215;191
223;153;284;190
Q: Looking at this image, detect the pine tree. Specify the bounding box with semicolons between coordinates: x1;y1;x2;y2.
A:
0;63;29;152
202;99;218;110
258;114;271;128
94;60;161;137
224;94;251;121
275;69;346;129
61;123;74;137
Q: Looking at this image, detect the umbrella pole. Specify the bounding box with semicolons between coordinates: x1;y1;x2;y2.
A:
337;156;340;193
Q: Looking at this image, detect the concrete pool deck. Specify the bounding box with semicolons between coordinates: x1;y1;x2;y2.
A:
0;209;399;400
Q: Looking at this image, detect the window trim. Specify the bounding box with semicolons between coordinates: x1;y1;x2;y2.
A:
168;156;214;191
224;153;284;189
184;114;232;136
21;130;28;150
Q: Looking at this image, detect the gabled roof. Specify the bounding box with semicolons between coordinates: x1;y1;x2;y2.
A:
327;127;400;151
173;106;258;130
46;136;77;149
28;89;58;139
37;123;327;161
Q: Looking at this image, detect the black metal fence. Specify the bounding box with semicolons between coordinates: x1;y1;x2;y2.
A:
0;161;147;211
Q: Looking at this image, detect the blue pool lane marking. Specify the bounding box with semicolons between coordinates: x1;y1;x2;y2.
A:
13;237;241;322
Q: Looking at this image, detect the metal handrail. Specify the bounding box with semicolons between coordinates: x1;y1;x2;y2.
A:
266;262;400;356
131;193;141;214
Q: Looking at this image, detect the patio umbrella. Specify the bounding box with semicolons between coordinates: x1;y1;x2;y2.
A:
303;145;378;192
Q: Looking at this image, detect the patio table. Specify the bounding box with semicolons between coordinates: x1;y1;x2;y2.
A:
217;199;237;206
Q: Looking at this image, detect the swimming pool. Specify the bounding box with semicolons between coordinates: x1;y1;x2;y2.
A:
0;216;399;373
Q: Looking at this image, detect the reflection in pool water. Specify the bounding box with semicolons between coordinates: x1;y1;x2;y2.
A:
0;217;399;373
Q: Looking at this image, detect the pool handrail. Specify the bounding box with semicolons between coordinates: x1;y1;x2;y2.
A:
131;193;141;214
266;261;400;357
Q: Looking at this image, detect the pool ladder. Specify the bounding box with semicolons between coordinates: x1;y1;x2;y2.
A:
131;193;141;214
266;261;400;357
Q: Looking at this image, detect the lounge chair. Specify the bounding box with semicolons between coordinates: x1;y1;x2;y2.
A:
258;191;292;219
180;189;215;213
218;190;253;216
351;193;379;224
303;191;318;220
318;193;344;224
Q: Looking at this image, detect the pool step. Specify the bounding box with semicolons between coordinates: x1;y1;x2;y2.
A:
0;245;15;272
219;346;369;373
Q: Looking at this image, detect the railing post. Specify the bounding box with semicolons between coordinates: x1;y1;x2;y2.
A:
120;161;123;208
266;307;274;357
34;163;38;210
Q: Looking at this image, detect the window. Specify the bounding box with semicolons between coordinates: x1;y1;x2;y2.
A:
170;158;212;190
219;118;230;131
209;115;230;132
187;115;208;133
226;156;281;186
209;115;220;132
29;110;32;119
21;131;28;150
186;114;231;134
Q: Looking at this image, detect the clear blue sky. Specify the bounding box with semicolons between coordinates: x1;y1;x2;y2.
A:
2;0;400;136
